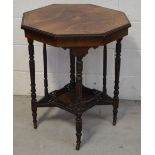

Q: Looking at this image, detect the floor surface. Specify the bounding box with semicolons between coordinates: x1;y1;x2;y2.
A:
14;95;141;155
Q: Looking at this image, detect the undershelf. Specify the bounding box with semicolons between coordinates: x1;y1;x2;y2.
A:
37;84;113;114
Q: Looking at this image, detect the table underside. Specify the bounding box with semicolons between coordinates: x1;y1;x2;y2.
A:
37;83;113;114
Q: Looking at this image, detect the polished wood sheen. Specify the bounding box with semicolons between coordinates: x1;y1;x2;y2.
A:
21;4;131;47
21;4;131;151
22;4;130;35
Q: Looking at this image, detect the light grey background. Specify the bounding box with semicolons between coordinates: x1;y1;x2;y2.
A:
13;0;141;100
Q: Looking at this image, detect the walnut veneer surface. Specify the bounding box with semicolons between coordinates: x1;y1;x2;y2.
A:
21;4;131;47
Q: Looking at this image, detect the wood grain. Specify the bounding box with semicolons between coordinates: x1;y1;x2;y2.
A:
21;4;131;48
22;4;130;36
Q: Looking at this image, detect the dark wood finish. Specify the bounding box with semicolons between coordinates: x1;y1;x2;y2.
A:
21;4;131;48
103;45;107;97
21;4;130;36
76;55;83;102
37;85;111;113
69;50;75;88
21;4;131;150
70;47;89;57
23;25;129;48
113;38;122;126
76;113;82;150
28;39;37;129
43;44;48;98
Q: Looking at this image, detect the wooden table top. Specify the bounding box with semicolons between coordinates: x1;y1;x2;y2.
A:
21;4;131;47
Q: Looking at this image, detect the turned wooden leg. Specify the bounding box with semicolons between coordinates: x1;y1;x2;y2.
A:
75;55;83;150
70;50;75;87
28;39;37;129
103;45;107;97
43;44;48;98
76;113;82;150
113;38;122;126
70;47;88;150
75;55;83;100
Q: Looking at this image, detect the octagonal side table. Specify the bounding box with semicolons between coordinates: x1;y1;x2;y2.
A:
21;4;131;150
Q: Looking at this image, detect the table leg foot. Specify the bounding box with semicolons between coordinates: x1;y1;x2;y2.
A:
32;111;38;129
34;123;38;129
76;144;80;150
113;107;118;126
75;113;82;150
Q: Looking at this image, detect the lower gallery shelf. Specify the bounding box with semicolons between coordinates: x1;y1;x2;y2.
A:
37;84;113;114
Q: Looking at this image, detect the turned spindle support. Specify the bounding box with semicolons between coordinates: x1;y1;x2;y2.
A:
76;56;83;100
75;55;83;150
28;39;37;129
113;38;122;126
70;50;75;88
71;47;88;150
103;45;107;97
43;44;48;98
76;113;82;150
